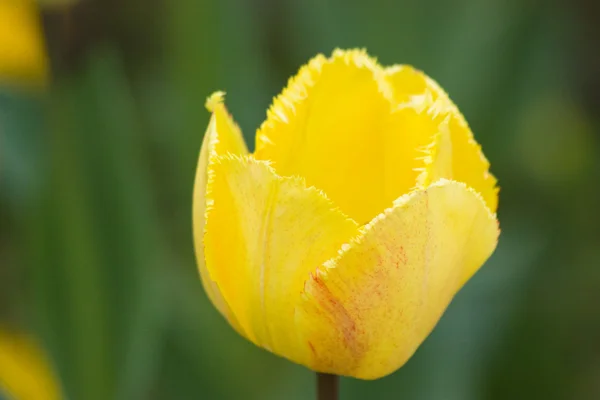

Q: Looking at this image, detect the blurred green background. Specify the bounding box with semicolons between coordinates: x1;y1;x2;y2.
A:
1;0;600;399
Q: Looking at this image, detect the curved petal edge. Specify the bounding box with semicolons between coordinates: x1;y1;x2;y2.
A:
203;154;358;360
193;92;248;335
295;179;499;379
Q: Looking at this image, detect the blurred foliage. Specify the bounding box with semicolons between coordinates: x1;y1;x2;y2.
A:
1;0;599;399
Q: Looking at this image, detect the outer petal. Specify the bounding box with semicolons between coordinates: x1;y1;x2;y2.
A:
296;180;499;379
204;155;358;364
385;66;499;212
193;92;248;334
255;49;408;224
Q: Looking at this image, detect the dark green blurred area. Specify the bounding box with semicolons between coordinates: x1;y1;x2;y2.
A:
2;0;600;399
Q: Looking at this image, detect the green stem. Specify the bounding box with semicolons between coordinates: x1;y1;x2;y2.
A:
317;373;339;400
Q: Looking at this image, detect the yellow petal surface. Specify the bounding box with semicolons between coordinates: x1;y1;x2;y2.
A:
254;49;497;223
193;92;248;334
204;155;358;363
0;330;62;400
255;50;422;224
0;0;48;87
385;66;498;212
296;180;499;379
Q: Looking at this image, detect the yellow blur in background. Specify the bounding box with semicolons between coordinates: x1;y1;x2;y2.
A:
0;330;61;400
0;0;47;87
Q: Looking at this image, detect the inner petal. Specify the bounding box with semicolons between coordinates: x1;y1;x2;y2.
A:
386;65;498;212
254;50;458;224
255;50;397;223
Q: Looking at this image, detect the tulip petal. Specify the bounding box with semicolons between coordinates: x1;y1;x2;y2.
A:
255;49;408;224
204;155;358;362
296;179;499;379
193;92;248;334
253;49;497;222
385;66;499;212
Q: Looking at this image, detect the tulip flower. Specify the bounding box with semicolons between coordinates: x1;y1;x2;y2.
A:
0;329;62;400
193;49;499;387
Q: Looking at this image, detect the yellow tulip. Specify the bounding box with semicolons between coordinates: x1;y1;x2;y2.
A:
0;329;62;400
193;49;499;379
0;0;48;87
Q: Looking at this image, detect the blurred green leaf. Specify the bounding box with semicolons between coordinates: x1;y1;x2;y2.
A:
24;47;170;400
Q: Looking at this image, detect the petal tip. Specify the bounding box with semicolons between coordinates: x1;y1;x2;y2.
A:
330;48;384;74
206;91;226;112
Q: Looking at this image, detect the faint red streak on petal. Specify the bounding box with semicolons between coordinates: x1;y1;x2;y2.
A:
308;340;317;356
309;270;362;357
382;239;408;269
